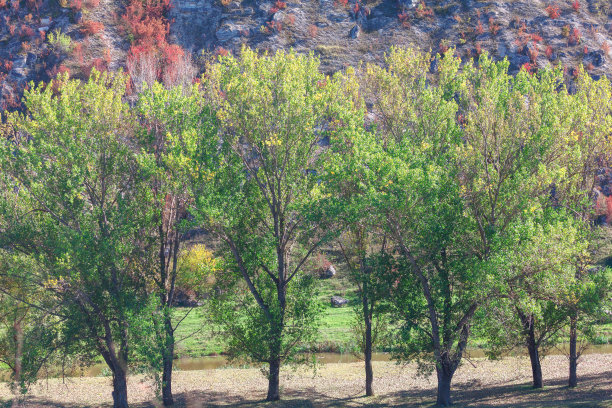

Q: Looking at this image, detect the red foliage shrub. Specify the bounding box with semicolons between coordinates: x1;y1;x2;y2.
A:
73;42;84;64
602;42;610;55
569;27;581;45
83;58;108;78
476;20;484;35
335;0;348;7
71;0;81;10
81;20;104;35
521;62;535;74
545;4;560;19
475;42;482;56
10;0;18;10
0;0;7;8
572;0;580;11
415;1;433;18
85;0;99;7
530;33;543;43
528;46;538;62
284;14;295;25
545;45;554;59
0;59;13;73
586;62;594;71
215;47;229;57
489;17;500;36
308;24;318;37
583;45;588;54
274;0;286;9
20;25;35;38
398;11;410;27
8;24;15;35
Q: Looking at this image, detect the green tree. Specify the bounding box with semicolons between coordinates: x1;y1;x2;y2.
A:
190;47;348;400
548;67;612;387
0;71;155;408
135;81;217;406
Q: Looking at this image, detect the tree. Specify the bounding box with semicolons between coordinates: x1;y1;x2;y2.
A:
476;211;588;389
0;71;155;408
356;48;574;406
337;227;390;397
135;81;217;406
548;68;612;387
190;47;348;401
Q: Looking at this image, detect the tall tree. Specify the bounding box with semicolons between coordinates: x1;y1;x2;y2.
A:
549;67;612;387
0;71;155;408
191;48;348;400
135;81;217;406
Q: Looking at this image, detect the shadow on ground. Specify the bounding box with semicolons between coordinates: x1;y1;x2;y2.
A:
3;369;611;408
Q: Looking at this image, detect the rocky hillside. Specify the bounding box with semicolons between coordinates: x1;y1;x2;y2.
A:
1;0;611;109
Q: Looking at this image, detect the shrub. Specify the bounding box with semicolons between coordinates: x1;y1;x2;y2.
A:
85;0;99;7
545;4;560;19
308;24;318;37
568;27;581;45
602;42;610;55
562;24;570;38
489;17;500;36
398;11;410;27
71;0;81;10
20;25;35;38
476;20;484;35
73;42;84;64
528;46;538;62
47;29;73;53
0;0;7;8
545;45;554;59
81;20;104;35
284;14;295;25
572;0;580;11
10;0;18;10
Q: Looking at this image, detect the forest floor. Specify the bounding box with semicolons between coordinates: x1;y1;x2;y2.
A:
1;354;611;407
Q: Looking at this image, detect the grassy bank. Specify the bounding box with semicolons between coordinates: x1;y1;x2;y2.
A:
1;354;611;407
173;276;612;358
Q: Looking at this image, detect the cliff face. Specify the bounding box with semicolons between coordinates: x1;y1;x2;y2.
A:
169;0;612;76
0;0;611;110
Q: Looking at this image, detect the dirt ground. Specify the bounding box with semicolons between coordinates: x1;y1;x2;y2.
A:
1;354;611;407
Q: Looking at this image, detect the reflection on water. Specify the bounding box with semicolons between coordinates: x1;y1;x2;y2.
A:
2;344;611;380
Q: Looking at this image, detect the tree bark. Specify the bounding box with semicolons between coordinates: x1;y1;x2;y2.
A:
111;365;129;408
435;365;453;407
266;357;281;401
525;320;543;388
568;313;578;388
362;293;374;396
162;313;175;406
11;318;23;408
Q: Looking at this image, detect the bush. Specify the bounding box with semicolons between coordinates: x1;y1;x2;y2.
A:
47;29;73;53
81;20;104;35
545;4;560;19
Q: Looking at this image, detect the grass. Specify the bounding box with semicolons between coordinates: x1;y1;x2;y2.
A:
173;271;612;357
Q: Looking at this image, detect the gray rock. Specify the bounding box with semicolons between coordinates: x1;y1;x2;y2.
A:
584;50;605;68
331;296;349;307
349;25;360;39
320;264;336;279
216;26;238;42
40;17;51;25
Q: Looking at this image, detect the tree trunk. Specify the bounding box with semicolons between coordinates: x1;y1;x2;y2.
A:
526;326;543;389
568;313;578;388
162;313;175;406
435;365;453;407
266;357;281;401
11;319;23;408
111;366;129;408
362;293;374;396
518;311;543;389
